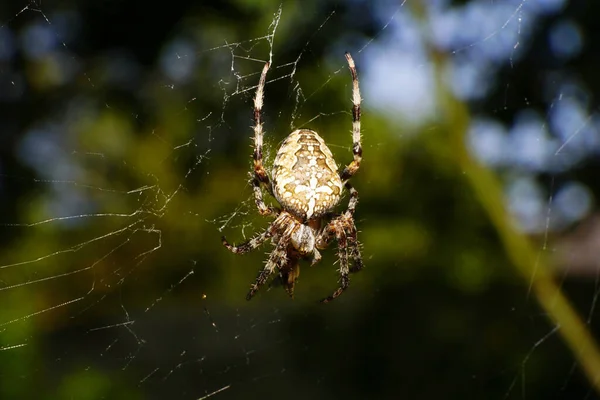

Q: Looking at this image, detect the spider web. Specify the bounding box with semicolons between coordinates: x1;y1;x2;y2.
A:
0;0;599;399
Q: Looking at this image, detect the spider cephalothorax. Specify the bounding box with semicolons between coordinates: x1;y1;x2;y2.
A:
222;53;363;303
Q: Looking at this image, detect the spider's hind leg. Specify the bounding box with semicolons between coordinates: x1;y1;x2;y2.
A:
251;176;278;216
340;52;362;182
252;62;271;184
249;61;279;218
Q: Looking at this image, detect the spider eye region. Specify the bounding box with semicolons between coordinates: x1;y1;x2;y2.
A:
272;129;343;220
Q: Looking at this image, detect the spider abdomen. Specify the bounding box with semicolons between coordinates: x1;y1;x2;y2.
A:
272;129;343;220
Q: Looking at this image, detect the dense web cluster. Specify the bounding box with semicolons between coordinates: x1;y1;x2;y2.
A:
0;0;599;399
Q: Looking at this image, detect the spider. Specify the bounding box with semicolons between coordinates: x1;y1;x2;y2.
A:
222;53;363;303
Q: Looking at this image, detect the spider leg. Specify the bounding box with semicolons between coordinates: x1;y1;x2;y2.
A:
344;181;359;217
249;62;279;217
318;53;363;302
310;248;322;266
247;238;288;300
321;220;349;303
319;216;363;272
252;177;278;216
222;212;285;254
340;52;362;182
341;182;363;272
346;223;363;273
315;183;358;250
253;62;271;187
221;225;274;254
315;220;335;250
279;253;301;298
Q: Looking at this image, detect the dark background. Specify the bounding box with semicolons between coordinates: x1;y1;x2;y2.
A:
1;0;600;399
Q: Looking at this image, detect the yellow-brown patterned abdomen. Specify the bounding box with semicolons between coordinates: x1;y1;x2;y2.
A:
272;129;343;220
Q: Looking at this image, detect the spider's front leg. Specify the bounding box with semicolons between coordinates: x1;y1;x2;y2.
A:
247;238;288;300
222;212;286;254
221;226;273;254
346;222;363;273
320;219;350;304
341;182;363;272
315;182;362;269
318;217;362;273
